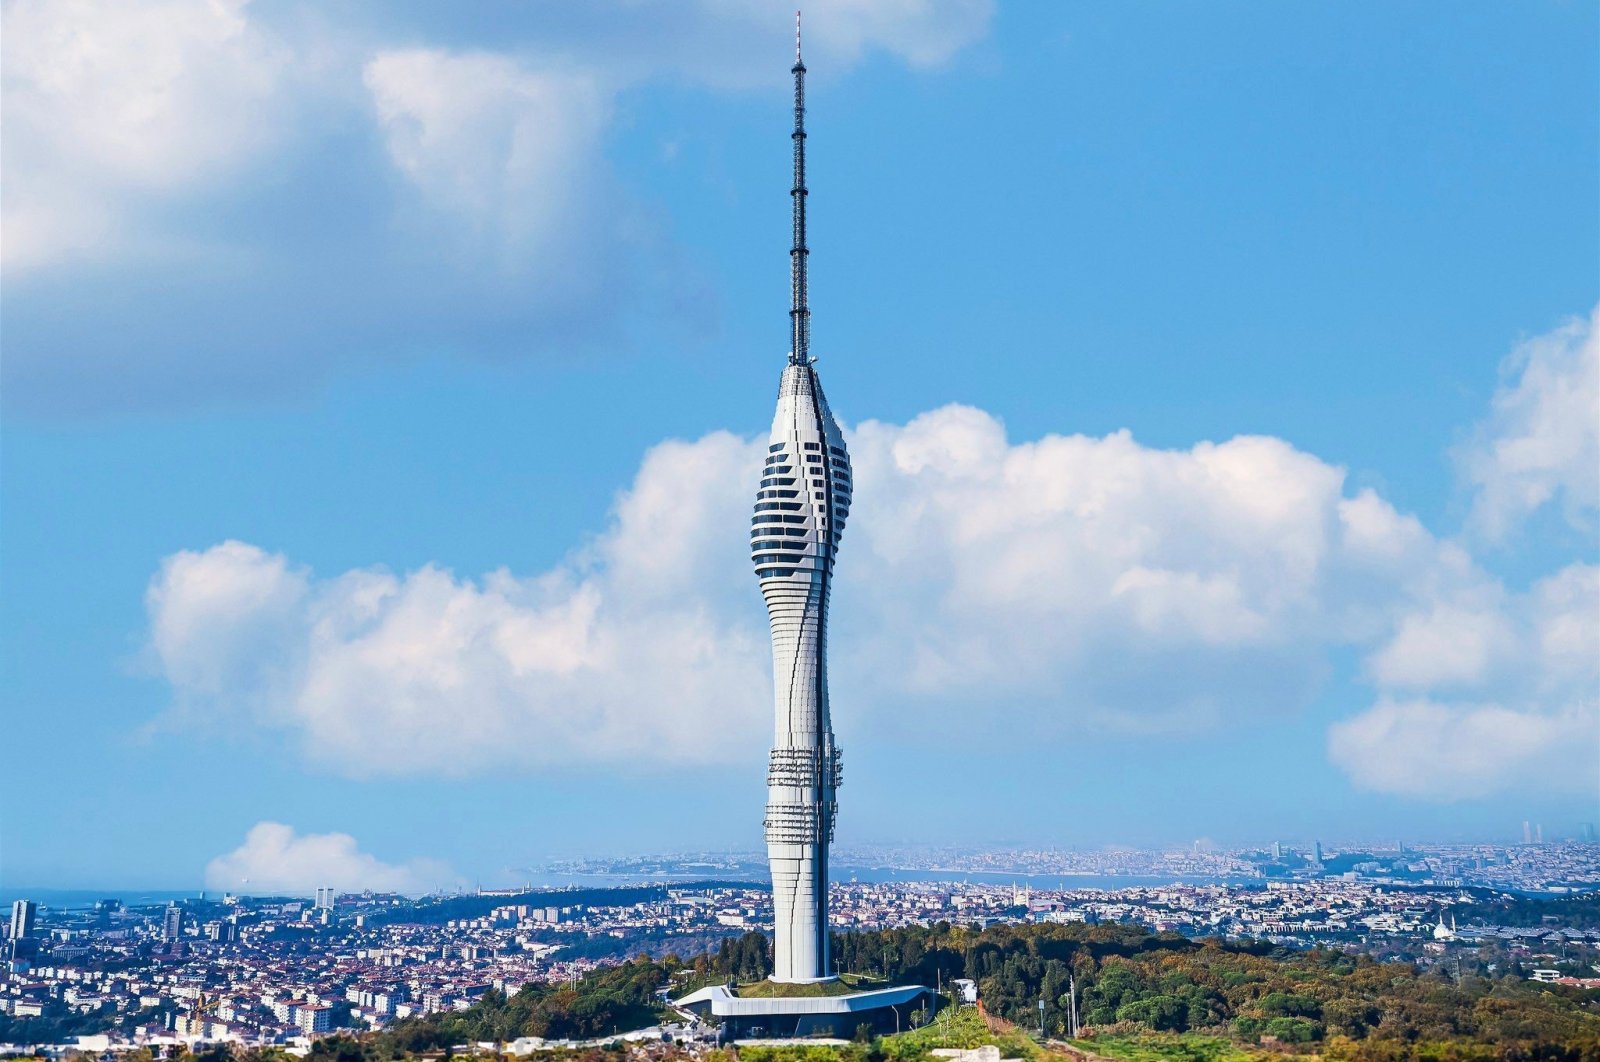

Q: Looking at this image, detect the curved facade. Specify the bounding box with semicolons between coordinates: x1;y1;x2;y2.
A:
753;362;851;982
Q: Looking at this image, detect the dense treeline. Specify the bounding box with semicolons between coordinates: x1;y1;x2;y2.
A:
0;1001;117;1046
0;1000;170;1046
360;922;1598;1059
369;933;775;1055
374;962;665;1051
552;928;760;965
1462;892;1600;931
834;920;1600;1048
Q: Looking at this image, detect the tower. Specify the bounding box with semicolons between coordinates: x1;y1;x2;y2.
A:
754;12;851;984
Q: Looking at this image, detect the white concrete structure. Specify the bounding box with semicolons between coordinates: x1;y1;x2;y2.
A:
754;361;851;982
675;984;931;1039
752;21;852;984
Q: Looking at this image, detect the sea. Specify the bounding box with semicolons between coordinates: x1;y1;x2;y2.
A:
1;870;1257;909
0;888;203;911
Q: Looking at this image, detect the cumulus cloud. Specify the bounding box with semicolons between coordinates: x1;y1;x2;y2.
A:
1460;305;1600;542
1;0;291;270
1328;698;1597;803
148;432;768;775
2;0;993;414
145;402;1595;798
829;413;1358;734
364;52;610;247
688;0;993;74
1315;305;1600;801
204;822;459;896
1332;562;1599;801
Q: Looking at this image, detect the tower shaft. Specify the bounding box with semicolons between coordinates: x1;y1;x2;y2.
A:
753;13;851;983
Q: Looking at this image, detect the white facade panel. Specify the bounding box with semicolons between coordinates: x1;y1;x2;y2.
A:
754;362;851;982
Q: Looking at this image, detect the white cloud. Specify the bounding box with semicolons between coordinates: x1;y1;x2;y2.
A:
1333;562;1599;801
1460;305;1600;542
204;822;459;896
146;540;310;701
3;0;995;413
146;431;768;775
1327;697;1597;803
1366;600;1514;690
703;0;994;70
146;402;1599;795
363;51;614;265
2;0;291;270
1;0;991;274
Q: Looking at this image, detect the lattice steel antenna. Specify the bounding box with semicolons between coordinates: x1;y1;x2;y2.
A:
789;10;811;366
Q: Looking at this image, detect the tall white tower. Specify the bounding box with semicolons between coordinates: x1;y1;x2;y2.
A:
753;14;851;984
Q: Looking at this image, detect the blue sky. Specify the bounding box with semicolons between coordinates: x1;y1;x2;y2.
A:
2;0;1596;894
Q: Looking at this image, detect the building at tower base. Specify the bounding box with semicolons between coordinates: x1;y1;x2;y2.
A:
675;984;937;1041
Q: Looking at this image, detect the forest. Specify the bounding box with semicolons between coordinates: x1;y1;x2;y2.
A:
358;921;1599;1060
1461;892;1600;931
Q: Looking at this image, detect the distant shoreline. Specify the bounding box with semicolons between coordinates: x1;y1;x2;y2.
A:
10;869;1593;910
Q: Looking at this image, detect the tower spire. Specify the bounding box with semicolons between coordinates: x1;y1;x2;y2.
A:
789;10;810;365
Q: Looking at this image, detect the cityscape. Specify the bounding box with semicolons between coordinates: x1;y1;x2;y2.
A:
3;1;1597;1061
5;839;1600;1053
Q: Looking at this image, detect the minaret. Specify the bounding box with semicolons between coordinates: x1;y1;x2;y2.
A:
753;11;852;984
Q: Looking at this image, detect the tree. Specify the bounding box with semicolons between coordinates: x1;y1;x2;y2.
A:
1264;1016;1321;1044
1115;995;1188;1032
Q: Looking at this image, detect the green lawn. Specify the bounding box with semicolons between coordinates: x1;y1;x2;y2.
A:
736;974;890;998
882;1006;1043;1061
1072;1033;1269;1062
735;1008;1042;1062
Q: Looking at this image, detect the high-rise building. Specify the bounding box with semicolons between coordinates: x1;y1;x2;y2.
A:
9;900;36;942
1535;823;1544;844
1523;820;1533;845
753;24;851;985
315;887;335;909
163;904;184;942
1583;823;1596;843
1271;841;1282;860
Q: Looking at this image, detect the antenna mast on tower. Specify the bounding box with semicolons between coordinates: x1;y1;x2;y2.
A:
789;10;811;365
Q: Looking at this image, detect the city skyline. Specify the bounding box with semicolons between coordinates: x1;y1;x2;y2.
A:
2;2;1597;892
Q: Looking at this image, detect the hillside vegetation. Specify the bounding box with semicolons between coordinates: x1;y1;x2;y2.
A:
359;923;1600;1060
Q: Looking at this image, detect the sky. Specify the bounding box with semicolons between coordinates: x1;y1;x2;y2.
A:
2;0;1597;895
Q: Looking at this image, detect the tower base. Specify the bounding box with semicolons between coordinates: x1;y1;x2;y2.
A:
674;983;936;1041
